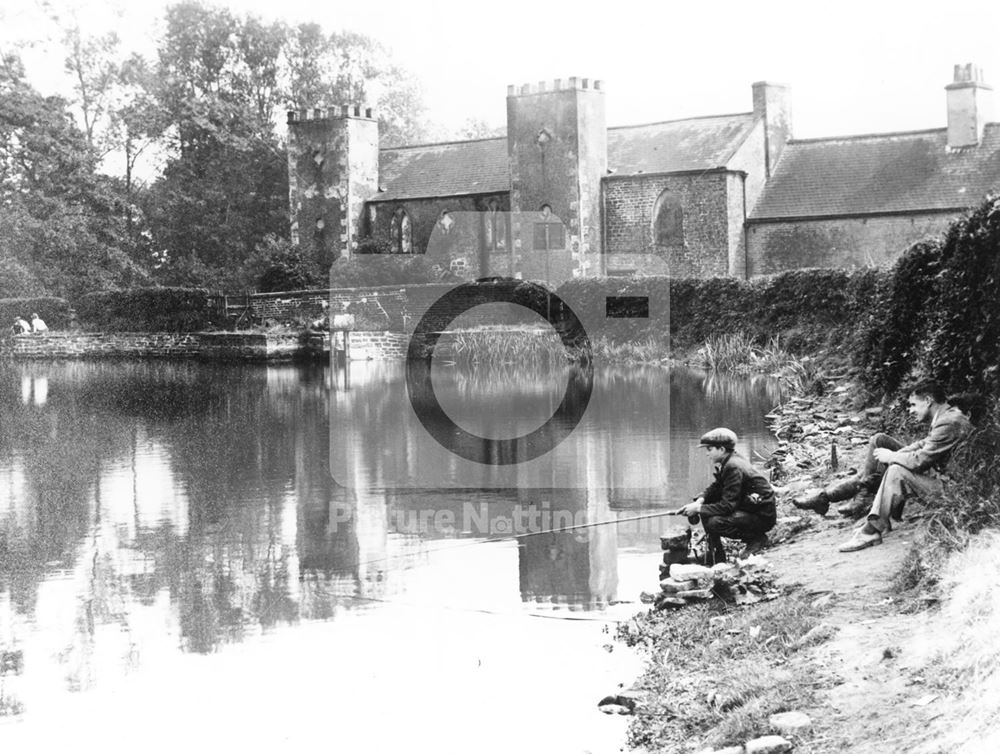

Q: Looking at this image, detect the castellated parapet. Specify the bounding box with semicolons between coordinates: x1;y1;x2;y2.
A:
506;77;607;280
287;104;379;267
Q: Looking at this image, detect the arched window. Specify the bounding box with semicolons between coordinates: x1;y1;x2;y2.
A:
391;207;412;253
483;198;507;251
533;204;565;250
653;191;683;247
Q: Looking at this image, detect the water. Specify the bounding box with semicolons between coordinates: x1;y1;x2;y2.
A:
0;360;781;752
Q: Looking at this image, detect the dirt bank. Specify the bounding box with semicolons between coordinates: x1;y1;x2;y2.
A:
618;375;982;753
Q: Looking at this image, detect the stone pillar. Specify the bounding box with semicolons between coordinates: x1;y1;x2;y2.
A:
286;106;379;269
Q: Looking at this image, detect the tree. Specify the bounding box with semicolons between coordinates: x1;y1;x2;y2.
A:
284;23;427;147
0;51;150;298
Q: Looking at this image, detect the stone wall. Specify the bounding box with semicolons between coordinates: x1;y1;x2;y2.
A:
603;171;733;277
0;332;314;361
243;283;538;332
367;193;509;277
745;211;960;275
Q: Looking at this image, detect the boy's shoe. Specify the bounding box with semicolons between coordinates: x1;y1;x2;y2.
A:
739;535;769;559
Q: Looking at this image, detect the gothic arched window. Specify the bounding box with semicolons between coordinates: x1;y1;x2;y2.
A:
483;198;507;251
653;191;683;247
391;207;412;253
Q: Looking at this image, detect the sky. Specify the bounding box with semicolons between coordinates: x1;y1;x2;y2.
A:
3;0;1000;141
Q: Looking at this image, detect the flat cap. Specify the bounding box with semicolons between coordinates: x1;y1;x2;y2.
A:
697;427;737;450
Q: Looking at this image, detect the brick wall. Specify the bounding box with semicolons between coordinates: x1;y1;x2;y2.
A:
746;211;960;275
603;172;733;277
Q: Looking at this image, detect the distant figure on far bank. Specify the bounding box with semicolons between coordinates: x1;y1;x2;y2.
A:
794;380;972;553
677;427;777;562
30;313;48;333
12;317;30;335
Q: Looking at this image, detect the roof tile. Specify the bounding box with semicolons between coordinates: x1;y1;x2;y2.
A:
750;124;1000;219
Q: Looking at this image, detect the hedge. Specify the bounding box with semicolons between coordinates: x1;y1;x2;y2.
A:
75;288;218;332
556;269;885;351
0;297;71;330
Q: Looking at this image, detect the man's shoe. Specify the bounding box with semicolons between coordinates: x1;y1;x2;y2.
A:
838;529;882;552
837;497;871;517
792;491;829;515
739;535;769;558
824;477;863;503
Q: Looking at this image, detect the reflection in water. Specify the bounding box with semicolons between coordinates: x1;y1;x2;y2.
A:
0;359;780;738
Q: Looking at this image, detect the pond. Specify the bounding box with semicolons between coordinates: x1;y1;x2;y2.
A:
0;360;781;752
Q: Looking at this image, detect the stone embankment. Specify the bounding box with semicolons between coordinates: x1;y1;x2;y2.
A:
0;331;328;361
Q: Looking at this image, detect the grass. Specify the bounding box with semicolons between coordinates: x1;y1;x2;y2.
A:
884;530;1000;752
590;335;669;364
615;595;828;751
698;333;818;388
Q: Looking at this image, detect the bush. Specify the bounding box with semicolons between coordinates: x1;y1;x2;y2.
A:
2;298;70;329
856;195;1000;397
556;270;884;353
76;288;217;332
0;297;71;330
254;238;322;292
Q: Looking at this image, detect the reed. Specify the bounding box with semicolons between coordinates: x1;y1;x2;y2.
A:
440;327;569;367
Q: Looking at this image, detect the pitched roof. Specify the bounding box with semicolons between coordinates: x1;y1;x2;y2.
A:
750;124;1000;220
373;113;758;201
374;138;509;202
606;113;757;174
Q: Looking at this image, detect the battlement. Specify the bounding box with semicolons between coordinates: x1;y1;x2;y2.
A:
506;77;603;97
287;105;376;124
947;63;989;88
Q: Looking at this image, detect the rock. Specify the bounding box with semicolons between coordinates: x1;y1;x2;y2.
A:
663;549;692;566
639;591;658;604
769;710;812;734
794;623;838;648
660;529;690;551
669;563;713;581
0;649;23;675
811;593;835;608
865;406;884;416
660;578;698;593
597;692;639;715
654;595;687;610
677;588;714;601
745;735;793;753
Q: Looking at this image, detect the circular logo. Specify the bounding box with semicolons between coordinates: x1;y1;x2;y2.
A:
405;280;593;465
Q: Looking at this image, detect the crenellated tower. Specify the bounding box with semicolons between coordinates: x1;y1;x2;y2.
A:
506;78;607;283
286;105;379;268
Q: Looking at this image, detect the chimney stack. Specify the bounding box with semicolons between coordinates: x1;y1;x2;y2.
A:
946;64;992;148
752;81;792;177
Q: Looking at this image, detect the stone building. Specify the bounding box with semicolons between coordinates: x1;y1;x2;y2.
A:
287;64;999;282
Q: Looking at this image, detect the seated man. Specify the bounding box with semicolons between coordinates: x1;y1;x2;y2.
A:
30;313;48;333
678;427;777;561
797;381;971;552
